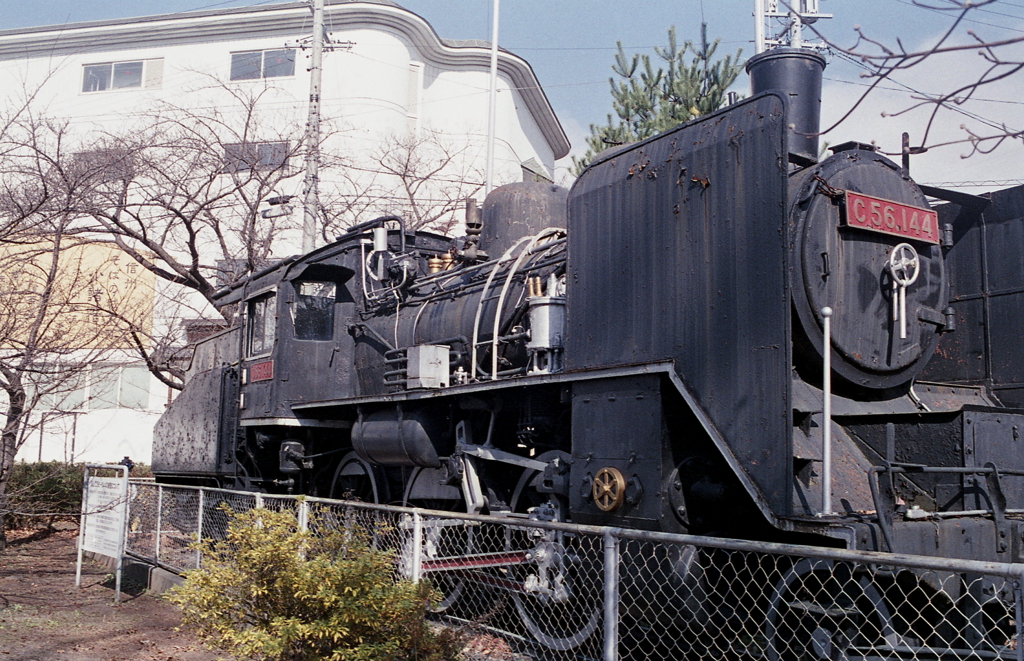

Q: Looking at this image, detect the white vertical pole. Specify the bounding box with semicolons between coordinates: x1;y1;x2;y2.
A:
822;306;833;516
411;512;423;583
755;0;765;54
484;0;500;195
603;529;620;661
301;0;325;254
196;488;205;569
114;465;127;603
75;466;90;588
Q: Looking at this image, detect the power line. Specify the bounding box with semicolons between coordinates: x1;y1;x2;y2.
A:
507;40;748;52
892;0;1024;34
823;75;1024;106
923;179;1024;188
831;50;1022;135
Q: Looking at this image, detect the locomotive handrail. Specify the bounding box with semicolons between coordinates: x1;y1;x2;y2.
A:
341;215;407;254
868;463;1024;553
489;228;566;380
469;227;565;380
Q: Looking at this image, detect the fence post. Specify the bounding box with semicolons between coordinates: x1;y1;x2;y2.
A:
195;488;205;569
411;512;423;583
256;492;264;509
298;499;309;532
155;485;163;564
603;528;619;661
1016;575;1023;661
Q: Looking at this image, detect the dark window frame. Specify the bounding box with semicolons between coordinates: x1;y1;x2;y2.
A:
82;60;147;93
229;49;296;81
291;280;337;341
246;292;277;357
222;141;290;174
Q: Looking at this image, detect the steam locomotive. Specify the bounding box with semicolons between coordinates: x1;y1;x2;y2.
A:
153;46;1024;650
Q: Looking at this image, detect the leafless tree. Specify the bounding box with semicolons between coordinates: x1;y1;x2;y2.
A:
804;0;1024;158
365;129;485;235
35;81;317;391
0;120;130;547
79;83;308;313
8;65;501;396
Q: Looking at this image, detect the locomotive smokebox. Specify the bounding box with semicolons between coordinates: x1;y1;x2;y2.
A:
746;47;826;164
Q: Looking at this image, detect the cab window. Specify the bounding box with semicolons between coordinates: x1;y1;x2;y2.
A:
246;292;276;356
292;281;336;340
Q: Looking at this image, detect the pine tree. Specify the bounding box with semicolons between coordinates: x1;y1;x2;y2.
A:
573;24;743;174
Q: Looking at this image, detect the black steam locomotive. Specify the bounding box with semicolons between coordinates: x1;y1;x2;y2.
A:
154;46;1024;597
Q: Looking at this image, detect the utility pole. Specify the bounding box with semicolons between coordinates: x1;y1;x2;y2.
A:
301;0;325;254
484;0;499;196
754;0;830;53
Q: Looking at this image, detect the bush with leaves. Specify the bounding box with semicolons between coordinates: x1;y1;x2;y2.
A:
166;506;463;661
2;461;151;531
4;461;83;530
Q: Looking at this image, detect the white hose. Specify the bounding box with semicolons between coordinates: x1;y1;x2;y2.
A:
490;228;565;379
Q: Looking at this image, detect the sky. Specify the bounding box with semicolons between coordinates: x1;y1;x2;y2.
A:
5;0;1023;189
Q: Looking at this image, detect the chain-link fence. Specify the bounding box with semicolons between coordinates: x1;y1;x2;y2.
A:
125;481;1024;661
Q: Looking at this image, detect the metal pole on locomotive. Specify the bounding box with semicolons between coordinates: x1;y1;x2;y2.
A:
485;0;500;196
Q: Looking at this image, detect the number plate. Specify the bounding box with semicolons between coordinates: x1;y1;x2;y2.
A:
249;360;274;382
842;191;939;245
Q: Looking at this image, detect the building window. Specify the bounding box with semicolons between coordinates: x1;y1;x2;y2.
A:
223;142;290;173
89;365;151;410
292;281;336;341
82;59;163;93
246;292;277;357
43;364;150;411
72;148;135;184
230;49;296;80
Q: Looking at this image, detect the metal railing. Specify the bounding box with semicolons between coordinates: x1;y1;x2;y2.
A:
125;481;1024;661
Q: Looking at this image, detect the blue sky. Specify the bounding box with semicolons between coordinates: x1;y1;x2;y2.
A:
6;1;1023;187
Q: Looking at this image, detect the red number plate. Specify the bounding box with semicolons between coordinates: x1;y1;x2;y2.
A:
249;360;274;382
842;191;939;245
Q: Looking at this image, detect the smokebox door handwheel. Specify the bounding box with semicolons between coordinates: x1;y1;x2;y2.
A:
592;467;626;512
888;243;920;340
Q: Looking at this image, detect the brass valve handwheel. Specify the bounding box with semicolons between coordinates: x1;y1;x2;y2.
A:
592;467;626;512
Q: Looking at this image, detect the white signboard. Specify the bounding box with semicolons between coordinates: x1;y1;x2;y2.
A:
81;476;127;557
76;465;129;602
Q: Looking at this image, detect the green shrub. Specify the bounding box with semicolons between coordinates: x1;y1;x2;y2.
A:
4;461;150;530
166;506;463;661
4;462;84;530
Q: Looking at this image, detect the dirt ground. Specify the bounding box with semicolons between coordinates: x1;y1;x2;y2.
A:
0;526;520;661
0;526;221;661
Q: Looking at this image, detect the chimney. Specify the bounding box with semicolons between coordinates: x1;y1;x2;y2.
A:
746;47;826;165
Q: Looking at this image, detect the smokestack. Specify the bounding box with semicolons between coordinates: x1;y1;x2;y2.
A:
746;47;826;165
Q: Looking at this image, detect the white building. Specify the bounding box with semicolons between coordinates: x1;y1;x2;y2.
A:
0;0;569;466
